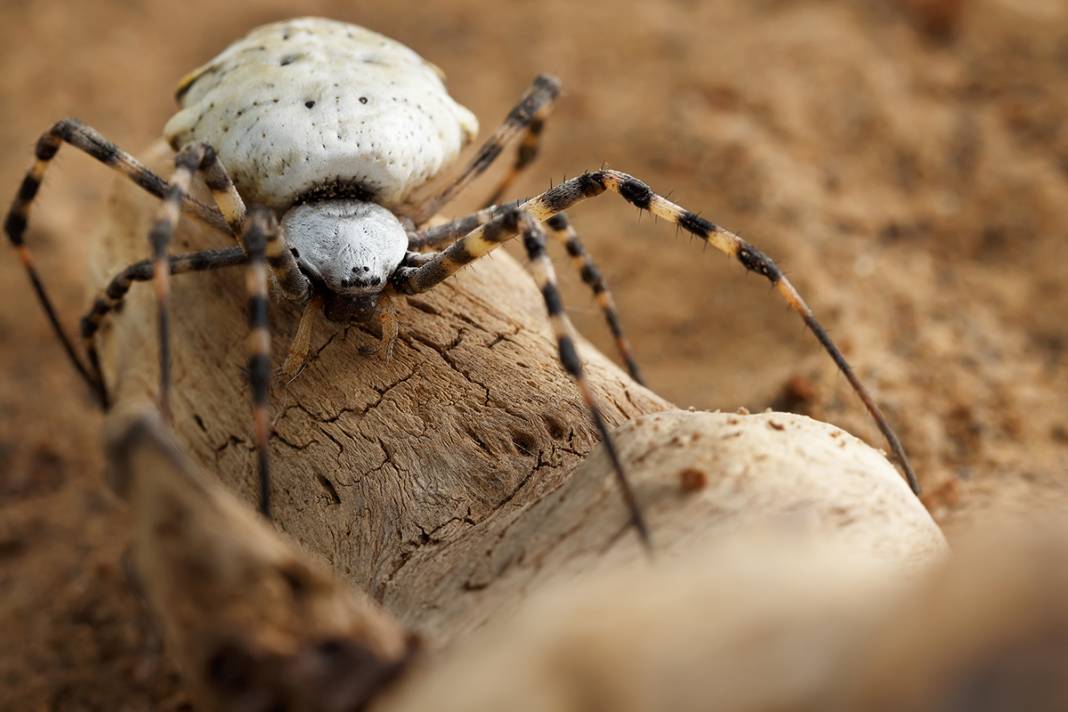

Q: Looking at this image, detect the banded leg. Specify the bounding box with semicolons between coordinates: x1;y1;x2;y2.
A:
3;119;231;404
479;105;553;209
79;246;248;404
407;75;560;225
520;210;650;549
241;207;277;518
393;170;922;496
545;213;644;385
149;144;212;420
149;142;251;418
197;154;310;302
110;142;256;420
163;142;309;304
160;139;303;294
197;145;247;235
407;202;518;251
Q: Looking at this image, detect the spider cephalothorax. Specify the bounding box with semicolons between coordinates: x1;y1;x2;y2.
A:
281;200;407;322
3;16;921;554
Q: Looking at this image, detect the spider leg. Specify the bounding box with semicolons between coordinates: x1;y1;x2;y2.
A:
400;207;652;550
6;119;229;235
240;207;278;518
407;203;519;251
545;213;644;385
410;207;644;384
148;141;263;419
203;152;308;301
266;224;311;302
186;140;309;302
393;170;922;497
406;75;560;225
3;119;231;404
479;102;554;210
79;246;248;406
520;211;651;549
148;144;215;420
86;204;289;517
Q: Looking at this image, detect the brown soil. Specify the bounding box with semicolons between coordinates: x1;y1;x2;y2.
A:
1;0;1066;707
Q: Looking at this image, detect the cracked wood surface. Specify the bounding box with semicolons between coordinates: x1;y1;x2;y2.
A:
95;142;670;639
106;411;415;712
94;143;943;651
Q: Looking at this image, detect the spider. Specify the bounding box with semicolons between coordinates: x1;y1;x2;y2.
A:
4;17;920;549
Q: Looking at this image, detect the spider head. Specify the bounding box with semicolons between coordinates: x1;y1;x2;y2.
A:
281;200;407;321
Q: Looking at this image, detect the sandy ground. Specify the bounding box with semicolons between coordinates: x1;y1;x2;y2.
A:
1;0;1066;707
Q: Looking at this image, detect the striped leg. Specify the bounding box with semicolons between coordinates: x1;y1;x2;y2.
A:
195;152;309;302
79;246;248;404
393;170;922;496
159;140;308;302
545;213;644;385
149;144;212;420
149;142;254;419
240;207;277;518
197;146;246;235
479;108;552;210
3;119;231;405
407;203;518;251
518;210;650;549
407;75;560;225
267;223;311;302
130;142;303;424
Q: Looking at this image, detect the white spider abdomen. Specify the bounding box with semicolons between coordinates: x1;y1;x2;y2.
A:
164;17;478;210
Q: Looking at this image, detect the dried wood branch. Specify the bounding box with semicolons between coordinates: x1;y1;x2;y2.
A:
95;142;945;710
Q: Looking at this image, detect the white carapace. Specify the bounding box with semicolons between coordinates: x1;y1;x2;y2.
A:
281;200;407;293
163;17;479;309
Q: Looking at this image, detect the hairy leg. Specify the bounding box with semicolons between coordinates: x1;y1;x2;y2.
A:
545;212;643;385
406;75;560;225
393;170;921;496
80;245;248;404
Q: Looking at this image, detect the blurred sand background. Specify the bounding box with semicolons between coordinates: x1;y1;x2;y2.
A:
0;0;1066;707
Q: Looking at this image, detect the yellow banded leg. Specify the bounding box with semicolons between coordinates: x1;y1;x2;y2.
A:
182;142;310;304
240;207;277;518
394;170;921;496
149;144;213;421
196;144;246;235
515;210;651;550
544;212;644;385
406;204;514;251
265;219;311;301
2;119;230;404
407;75;561;225
80;246;248;406
480;111;552;209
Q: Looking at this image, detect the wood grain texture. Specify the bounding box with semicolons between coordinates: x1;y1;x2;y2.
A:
93;143;944;680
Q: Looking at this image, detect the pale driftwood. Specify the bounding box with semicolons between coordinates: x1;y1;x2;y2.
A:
376;517;1068;712
95;142;671;640
95;142;945;708
837;518;1068;711
106;410;413;712
376;523;917;712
